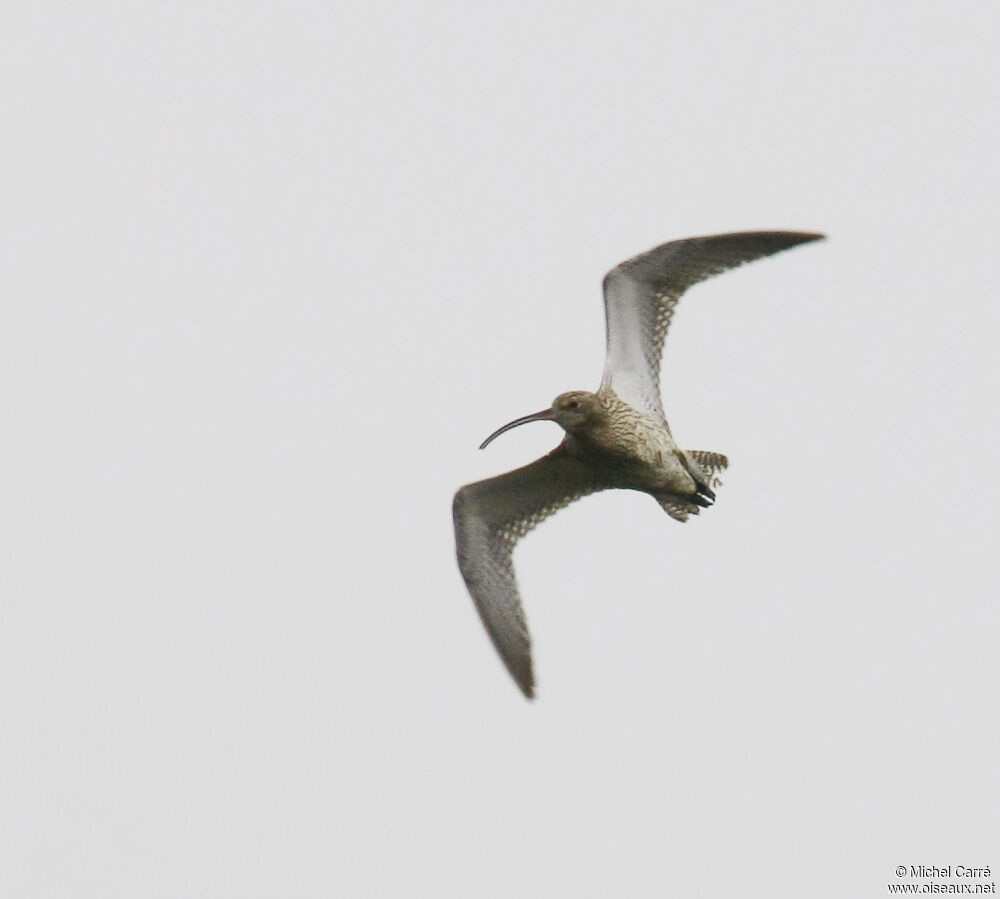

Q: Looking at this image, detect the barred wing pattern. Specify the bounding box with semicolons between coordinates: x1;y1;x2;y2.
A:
600;231;824;418
453;448;603;698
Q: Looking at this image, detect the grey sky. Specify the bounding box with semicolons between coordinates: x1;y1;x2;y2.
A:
2;2;997;897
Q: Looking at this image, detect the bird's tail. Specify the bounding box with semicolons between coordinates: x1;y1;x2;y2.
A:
686;450;728;490
656;450;729;522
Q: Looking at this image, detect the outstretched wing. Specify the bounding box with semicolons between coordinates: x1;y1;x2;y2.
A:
600;231;824;417
453;447;603;698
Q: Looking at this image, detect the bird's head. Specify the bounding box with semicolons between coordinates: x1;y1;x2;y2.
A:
479;390;602;449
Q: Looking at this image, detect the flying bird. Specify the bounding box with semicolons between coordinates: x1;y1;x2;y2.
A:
453;230;824;698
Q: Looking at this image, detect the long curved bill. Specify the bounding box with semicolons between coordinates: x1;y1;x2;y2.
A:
479;409;555;449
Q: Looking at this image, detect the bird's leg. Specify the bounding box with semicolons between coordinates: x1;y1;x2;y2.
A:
691;487;714;508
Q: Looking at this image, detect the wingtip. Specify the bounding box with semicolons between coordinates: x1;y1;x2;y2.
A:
752;230;827;254
511;663;536;700
717;229;827;248
758;229;826;247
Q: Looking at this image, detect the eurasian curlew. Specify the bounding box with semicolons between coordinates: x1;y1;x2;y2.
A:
453;230;824;698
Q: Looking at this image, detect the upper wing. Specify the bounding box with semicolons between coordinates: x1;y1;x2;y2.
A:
453;447;603;698
599;231;825;417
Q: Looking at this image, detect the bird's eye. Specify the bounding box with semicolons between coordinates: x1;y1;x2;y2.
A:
567;399;580;409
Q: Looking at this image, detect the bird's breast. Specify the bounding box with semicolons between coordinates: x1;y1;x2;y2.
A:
571;412;689;492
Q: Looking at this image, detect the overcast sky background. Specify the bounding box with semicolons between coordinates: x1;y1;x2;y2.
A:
2;2;998;897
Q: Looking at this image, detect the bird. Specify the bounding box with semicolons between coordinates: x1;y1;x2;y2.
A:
453;230;824;698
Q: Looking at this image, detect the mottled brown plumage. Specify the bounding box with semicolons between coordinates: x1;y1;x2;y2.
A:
454;230;824;698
